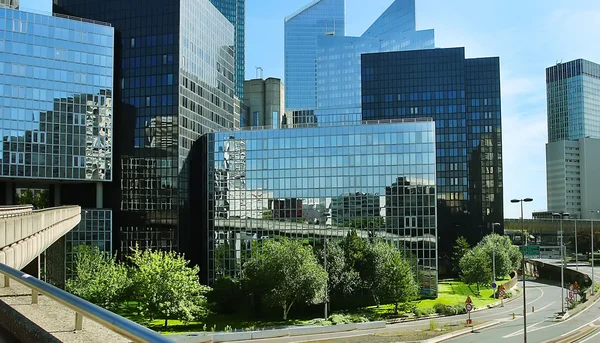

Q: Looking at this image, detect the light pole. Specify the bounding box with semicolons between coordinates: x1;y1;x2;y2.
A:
553;212;570;314
591;210;599;295
492;223;500;297
575;218;578;271
511;198;533;343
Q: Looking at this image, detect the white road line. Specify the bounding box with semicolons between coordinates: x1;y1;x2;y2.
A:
578;329;600;343
476;286;546;319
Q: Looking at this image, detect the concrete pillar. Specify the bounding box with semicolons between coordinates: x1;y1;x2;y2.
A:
96;182;103;208
53;184;61;206
22;256;40;278
4;182;14;205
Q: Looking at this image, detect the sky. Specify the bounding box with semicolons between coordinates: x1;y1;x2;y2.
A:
245;0;600;219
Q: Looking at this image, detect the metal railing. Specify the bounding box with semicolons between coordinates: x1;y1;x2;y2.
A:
0;263;172;343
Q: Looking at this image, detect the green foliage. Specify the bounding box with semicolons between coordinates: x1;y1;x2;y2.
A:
128;247;211;326
569;230;600;255
207;276;243;314
322;240;361;297
452;237;470;273
16;189;49;209
459;248;492;295
433;303;467;316
327;313;369;325
479;234;522;278
242;239;328;320
66;245;131;311
306;318;333;326
366;241;419;313
413;307;435;318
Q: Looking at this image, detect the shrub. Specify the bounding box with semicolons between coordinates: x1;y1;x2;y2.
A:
433;303;466;316
307;318;333;326
327;313;369;325
413;307;435;318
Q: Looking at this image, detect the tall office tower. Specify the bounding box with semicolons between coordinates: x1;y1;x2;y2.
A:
315;0;434;124
193;119;438;295
243;77;284;128
361;48;503;252
209;0;245;99
545;59;600;219
55;0;239;254
0;0;114;285
284;0;345;114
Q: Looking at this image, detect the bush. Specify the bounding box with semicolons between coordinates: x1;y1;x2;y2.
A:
327;313;369;325
207;276;244;314
433;303;467;316
413;307;435;318
307;318;333;326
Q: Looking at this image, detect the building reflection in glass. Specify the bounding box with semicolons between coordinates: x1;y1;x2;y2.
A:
197;119;438;296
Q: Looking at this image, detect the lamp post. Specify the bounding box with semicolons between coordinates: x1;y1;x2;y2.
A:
492;223;500;297
591;210;599;295
575;219;578;271
552;212;570;314
511;198;533;343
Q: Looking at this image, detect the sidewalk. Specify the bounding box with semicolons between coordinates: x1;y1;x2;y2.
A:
0;281;129;343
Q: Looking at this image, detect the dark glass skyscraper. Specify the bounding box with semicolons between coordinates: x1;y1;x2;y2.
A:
361;47;503;255
55;0;239;255
209;0;245;99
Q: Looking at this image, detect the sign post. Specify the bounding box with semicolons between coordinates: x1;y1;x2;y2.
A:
499;284;506;307
465;296;473;325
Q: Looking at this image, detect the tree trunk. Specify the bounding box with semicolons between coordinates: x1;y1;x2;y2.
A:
283;303;287;320
394;302;399;314
164;317;168;327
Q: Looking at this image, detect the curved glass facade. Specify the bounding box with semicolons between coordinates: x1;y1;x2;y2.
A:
195;120;438;296
284;0;345;111
0;8;114;181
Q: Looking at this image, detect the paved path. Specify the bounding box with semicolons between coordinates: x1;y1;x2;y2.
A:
0;281;130;343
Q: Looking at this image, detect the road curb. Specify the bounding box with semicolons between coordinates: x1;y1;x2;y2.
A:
543;324;596;343
420;320;502;343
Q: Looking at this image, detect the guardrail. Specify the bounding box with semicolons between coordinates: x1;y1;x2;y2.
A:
0;205;34;218
0;263;172;343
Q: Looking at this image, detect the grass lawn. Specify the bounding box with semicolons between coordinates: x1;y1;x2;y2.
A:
116;279;506;334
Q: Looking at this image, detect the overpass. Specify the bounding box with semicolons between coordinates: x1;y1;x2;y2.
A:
0;205;172;342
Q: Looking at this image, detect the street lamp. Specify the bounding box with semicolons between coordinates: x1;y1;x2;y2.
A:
591;210;599;295
511;198;533;343
552;212;570;315
492;223;501;297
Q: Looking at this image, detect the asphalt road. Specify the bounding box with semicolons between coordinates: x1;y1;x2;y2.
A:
443;263;600;343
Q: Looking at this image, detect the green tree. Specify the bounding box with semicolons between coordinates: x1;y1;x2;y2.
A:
367;241;419;313
16;189;49;209
452;236;470;273
459;248;492;294
569;230;600;257
342;229;371;287
66;245;131;311
479;234;522;279
128;248;211;326
321;240;360;298
242;239;327;320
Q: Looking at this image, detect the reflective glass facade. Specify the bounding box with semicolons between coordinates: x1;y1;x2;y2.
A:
65;208;112;278
0;7;114;181
193;120;438;295
315;0;434;124
546;59;600;143
55;0;238;254
361;48;503;252
284;0;345;111
209;0;245;99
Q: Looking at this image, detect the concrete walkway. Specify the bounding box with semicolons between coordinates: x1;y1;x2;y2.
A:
0;281;130;343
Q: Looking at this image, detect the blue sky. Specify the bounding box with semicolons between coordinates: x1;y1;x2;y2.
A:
246;0;600;219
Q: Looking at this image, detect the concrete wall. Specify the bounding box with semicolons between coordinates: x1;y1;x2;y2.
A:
0;206;81;271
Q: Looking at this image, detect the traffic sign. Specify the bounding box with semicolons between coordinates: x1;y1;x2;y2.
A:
569;291;574;299
491;282;497;289
465;296;472;304
465;303;473;312
520;245;541;257
499;284;505;291
499;290;506;298
573;281;580;290
585;274;589;281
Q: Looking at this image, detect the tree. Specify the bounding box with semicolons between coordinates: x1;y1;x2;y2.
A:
128;248;211;326
342;229;371;287
452;236;470;273
16;189;49;209
478;234;521;279
66;245;131;311
367;241;419;313
459;248;492;294
321;240;360;298
242;239;327;320
569;230;600;256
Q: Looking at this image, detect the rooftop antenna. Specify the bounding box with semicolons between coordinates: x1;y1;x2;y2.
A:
255;67;263;79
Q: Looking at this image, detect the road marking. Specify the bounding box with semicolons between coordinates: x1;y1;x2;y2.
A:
475;286;545;319
578;329;600;343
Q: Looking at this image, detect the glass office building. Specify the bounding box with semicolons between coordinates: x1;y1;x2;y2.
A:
546;59;600;143
192;119;438;295
56;0;238;254
315;0;434;124
209;0;245;99
361;48;503;253
284;0;345;112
